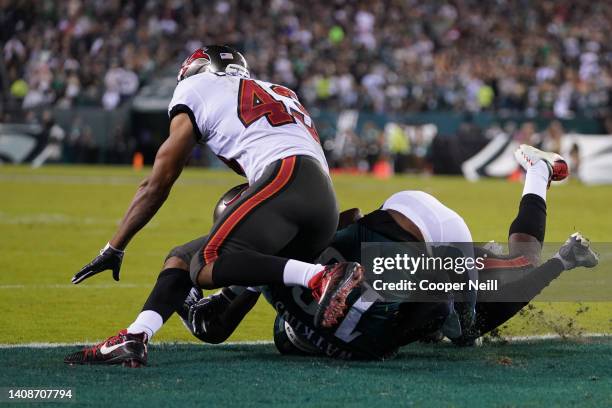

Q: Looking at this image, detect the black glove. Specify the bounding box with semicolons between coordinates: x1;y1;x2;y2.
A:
188;291;232;338
71;243;125;284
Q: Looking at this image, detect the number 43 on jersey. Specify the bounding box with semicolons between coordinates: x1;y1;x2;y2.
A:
237;79;320;142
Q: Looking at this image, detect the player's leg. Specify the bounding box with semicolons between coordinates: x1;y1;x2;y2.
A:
193;156;336;286
508;144;569;264
462;150;554;343
125;236;208;339
191;156;362;328
495;145;569;306
469;233;598;338
64;237;206;366
456;145;572;342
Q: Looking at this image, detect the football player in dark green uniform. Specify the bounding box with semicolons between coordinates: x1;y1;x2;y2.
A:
185;145;598;359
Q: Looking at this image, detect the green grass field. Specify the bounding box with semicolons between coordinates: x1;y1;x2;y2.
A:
1;341;610;407
0;165;610;406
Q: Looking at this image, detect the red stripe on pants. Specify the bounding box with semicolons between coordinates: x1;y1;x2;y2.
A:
203;156;297;264
483;256;532;270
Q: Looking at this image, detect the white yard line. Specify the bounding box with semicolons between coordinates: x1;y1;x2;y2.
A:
0;340;274;349
0;284;150;289
0;335;608;349
501;333;610;341
0;174;230;186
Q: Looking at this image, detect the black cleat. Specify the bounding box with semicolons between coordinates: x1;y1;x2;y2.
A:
64;330;147;367
310;262;364;329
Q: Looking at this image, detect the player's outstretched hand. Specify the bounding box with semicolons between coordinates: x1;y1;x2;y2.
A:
71;243;124;284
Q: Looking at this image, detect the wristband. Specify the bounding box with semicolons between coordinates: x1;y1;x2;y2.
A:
101;242;125;255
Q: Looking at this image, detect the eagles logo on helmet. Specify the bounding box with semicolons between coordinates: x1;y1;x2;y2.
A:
177;45;250;82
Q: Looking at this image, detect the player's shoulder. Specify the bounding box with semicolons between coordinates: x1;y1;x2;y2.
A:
251;78;300;99
175;72;239;93
246;76;272;87
170;73;240;112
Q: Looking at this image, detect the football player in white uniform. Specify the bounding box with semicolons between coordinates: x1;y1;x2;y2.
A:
66;46;363;366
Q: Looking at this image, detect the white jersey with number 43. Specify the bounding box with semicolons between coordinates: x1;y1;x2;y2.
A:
168;72;329;183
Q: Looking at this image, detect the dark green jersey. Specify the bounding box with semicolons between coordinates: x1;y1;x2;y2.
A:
261;211;424;359
262;280;403;360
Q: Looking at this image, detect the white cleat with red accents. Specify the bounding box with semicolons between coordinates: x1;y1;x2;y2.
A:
514;144;569;186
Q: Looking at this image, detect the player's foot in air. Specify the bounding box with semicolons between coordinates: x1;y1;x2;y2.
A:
63;330;147;367
310;262;364;329
514;144;569;186
555;232;599;270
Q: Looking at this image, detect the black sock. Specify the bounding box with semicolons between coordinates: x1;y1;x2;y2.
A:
142;268;194;322
212;251;289;287
509;194;547;243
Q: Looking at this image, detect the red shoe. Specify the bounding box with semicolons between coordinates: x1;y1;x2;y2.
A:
309;262;364;329
64;330;148;367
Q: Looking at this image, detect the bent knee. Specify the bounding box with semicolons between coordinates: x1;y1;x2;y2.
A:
165;242;196;270
190;259;215;289
164;255;189;270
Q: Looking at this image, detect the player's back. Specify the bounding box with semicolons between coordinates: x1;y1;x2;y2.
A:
168;72;328;183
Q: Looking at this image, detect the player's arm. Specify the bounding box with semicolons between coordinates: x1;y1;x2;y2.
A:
109;114;196;250
72;114;196;284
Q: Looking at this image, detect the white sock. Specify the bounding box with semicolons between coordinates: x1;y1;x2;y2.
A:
522;161;550;201
127;310;163;340
283;260;323;287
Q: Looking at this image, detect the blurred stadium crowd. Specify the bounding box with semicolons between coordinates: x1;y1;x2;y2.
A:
0;0;610;173
2;0;610;116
